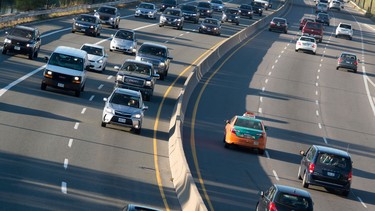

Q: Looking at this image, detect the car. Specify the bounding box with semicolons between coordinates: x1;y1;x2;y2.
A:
2;25;41;60
198;18;222;36
114;59;159;101
71;14;102;37
329;0;341;10
135;42;173;80
180;4;200;24
159;8;184;30
123;204;161;211
160;0;177;12
269;17;288;33
221;8;240;25
238;4;253;19
295;36;317;54
316;2;328;13
298;145;353;196
197;1;213;18
299;17;315;30
223;112;267;154
302;22;323;43
210;0;225;11
336;52;359;72
80;43;108;72
110;29;137;55
134;2;157;19
335;22;353;40
250;1;264;16
256;184;314;211
316;12;330;26
94;5;120;28
338;0;345;8
101;88;148;134
41;46;91;97
254;0;271;10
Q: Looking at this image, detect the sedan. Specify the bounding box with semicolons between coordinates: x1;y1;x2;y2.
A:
134;2;157;19
238;4;253;19
71;14;102;37
221;8;240;25
198;18;221;36
295;36;317;54
336;52;359;73
110;29;137;55
269;17;288;33
80;43;108;72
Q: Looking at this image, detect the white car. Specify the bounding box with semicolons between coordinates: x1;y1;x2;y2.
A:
254;0;271;10
110;29;137;55
80;43;108;72
134;2;157;19
329;0;341;10
295;36;317;54
210;0;225;11
335;22;353;40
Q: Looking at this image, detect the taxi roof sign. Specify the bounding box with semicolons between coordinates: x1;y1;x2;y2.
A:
243;112;256;118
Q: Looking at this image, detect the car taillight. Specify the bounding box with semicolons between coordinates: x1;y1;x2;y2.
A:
354;60;358;66
338;58;343;63
312;44;316;48
268;202;278;211
297;41;301;45
308;163;315;173
270;21;275;25
348;171;352;181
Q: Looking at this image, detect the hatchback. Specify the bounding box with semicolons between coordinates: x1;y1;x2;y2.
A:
336;52;359;73
269;17;288;33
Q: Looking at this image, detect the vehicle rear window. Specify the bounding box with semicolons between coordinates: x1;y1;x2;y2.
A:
317;153;351;170
341;54;357;60
340;24;352;29
115;30;134;40
198;2;211;8
78;15;96;23
273;18;286;24
164;9;181;16
300;37;315;42
98;7;116;15
276;193;313;210
181;5;196;11
81;45;103;56
240;5;251;9
234;118;262;130
139;3;154;9
204;19;218;25
306;22;322;29
211;0;223;4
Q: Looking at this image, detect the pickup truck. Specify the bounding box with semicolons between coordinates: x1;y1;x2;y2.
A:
302;21;323;43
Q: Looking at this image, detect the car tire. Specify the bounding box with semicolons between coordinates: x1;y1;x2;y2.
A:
268;28;271;31
144;94;151;101
75;90;81;97
41;83;47;90
342;189;350;197
353;69;357;73
349;36;352;40
298;166;302;180
258;149;265;155
336;66;339;70
224;142;230;148
302;172;309;188
319;39;322;43
71;30;75;33
236;22;239;25
295;49;298;52
159;24;163;27
2;48;7;55
159;73;165;80
101;122;106;127
284;30;287;34
335;35;338;38
34;49;39;58
133;127;141;134
28;51;34;60
198;28;202;33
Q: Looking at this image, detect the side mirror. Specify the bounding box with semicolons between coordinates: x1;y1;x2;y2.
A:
103;97;108;102
225;120;230;124
44;56;49;61
300;150;306;156
5;31;9;35
153;73;160;79
168;56;173;60
114;66;120;70
36;37;41;41
264;126;268;130
260;191;264;197
111;34;114;37
142;105;148;111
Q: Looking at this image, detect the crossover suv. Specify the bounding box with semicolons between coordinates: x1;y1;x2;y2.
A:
80;43;108;72
136;42;173;80
197;2;213;18
114;59;159;101
238;4;253;19
250;1;264;16
198;18;221;36
94;5;120;28
110;29;137;55
316;12;330;26
298;145;353;196
336;52;359;73
256;184;314;211
221;8;240;25
316;2;328;13
2;25;41;60
180;4;200;24
302;21;323;43
41;46;91;97
134;2;157;19
269;17;288;33
101;88;148;134
210;0;225;11
159;8;184;30
72;14;102;37
335;22;353;40
160;0;177;12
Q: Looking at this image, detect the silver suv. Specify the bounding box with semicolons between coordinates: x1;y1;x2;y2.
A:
94;5;120;29
101;88;148;134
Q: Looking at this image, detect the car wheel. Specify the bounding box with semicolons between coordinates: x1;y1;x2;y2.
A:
336;66;339;70
319;39;322;43
75;90;81;97
110;49;113;52
349;36;352;40
28;51;34;60
101;122;106;127
159;73;165;80
2;48;7;55
112;24;116;29
34;49;39;58
217;33;221;36
302;172;309;188
224;142;230;148
144;94;151;101
298;166;302;180
236;22;239;25
41;83;47;90
268;28;271;31
295;49;298;52
313;51;316;55
159;24;163;27
81;84;85;92
198;28;202;33
133;127;141;135
284;30;287;34
353;69;357;73
342;189;350;197
335;35;338;38
71;30;75;33
258;149;265;155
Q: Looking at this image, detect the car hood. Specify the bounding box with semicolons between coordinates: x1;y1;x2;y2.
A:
75;20;96;26
163;14;181;19
97;12;114;18
112;38;135;47
87;54;103;61
110;103;140;114
182;10;196;14
138;8;155;12
6;35;33;43
137;53;165;62
203;23;219;28
46;64;84;76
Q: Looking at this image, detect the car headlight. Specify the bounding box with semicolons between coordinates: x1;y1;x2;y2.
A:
110;17;114;20
4;38;11;44
136;9;141;13
97;59;103;64
235;16;239;19
207;10;210;12
132;113;141;119
135;56;141;61
75;23;79;26
202;25;206;29
145;81;152;86
73;76;80;81
160;16;166;21
27;43;35;47
158;62;165;67
105;106;114;114
116;75;124;81
248;11;251;14
90;25;94;28
214;27;218;30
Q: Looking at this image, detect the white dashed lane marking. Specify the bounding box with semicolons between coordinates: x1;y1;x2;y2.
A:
265;79;268;84
64;158;69;169
258;107;262;113
268;72;272;76
357;196;367;208
68;139;73;148
81;108;86;114
98;84;104;90
61;182;67;194
323;137;328;144
265;150;270;159
318;123;322;129
107;75;112;80
74;123;79;130
89;95;95;101
316;110;319;116
262;87;265;92
273;170;280;181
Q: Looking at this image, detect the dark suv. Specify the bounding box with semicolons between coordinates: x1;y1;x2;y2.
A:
180;4;200;24
197;2;213;18
298;145;352;196
159;8;184;30
2;25;41;60
114;59;159;101
94;5;121;29
160;0;177;12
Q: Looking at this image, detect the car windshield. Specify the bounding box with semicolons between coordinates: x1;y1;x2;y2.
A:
110;93;140;108
227;9;238;14
181;5;196;11
306;22;322;29
300;37;315;42
317;153;351;170
204;19;218;25
211;0;223;4
81;45;103;56
318;14;329;19
340;24;351;29
234;118;262;130
139;46;166;57
163;0;176;4
240;5;251;9
48;53;84;71
98;7;116;15
198;2;211;8
115;30;134;40
78;15;96;23
164;9;181;16
276;193;313;209
9;28;34;39
121;62;152;76
139;3;154;9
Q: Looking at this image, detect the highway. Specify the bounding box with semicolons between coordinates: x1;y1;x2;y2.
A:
0;0;282;210
182;0;375;210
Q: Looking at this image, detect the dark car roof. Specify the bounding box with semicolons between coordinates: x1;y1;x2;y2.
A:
14;25;36;31
99;5;116;9
141;42;168;50
314;145;351;158
275;184;312;198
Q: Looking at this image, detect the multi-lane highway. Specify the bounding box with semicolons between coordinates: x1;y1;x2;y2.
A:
183;0;375;210
0;0;284;210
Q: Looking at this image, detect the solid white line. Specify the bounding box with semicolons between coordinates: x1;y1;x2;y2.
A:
179;34;183;36
89;95;95;101
316;110;319;116
272;65;275;69
268;72;272;76
61;182;67;194
68;139;73;148
318;123;322;129
363;67;375;116
98;84;104;90
323;137;328;144
315;91;318;95
366;75;375;87
258;107;263;113
284;46;287;49
287;43;290;46
265;79;268;84
107;75;112;80
273;170;280;181
265;150;270;159
165;40;169;43
64;158;68;169
357;197;367;208
74;123;79;130
81;108;86;114
260;97;263;102
186;31;190;34
316;83;318;87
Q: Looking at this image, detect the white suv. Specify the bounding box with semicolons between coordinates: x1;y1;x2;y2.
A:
335;22;353;40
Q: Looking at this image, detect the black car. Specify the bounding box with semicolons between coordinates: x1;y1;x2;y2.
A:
256;184;314;211
159;8;184;30
316;12;330;26
2;25;41;60
94;5;120;28
238;4;253;19
198;18;221;36
180;4;200;24
298;145;353;196
221;8;240;25
197;2;213;18
114;59;159;101
336;52;359;73
250;2;263;16
72;14;102;37
160;0;177;12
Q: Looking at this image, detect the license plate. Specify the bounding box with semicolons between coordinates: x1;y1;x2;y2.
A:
118;118;126;123
253;141;259;145
57;83;64;88
346;61;351;64
81;29;86;32
228;19;232;21
14;46;20;50
207;28;211;31
185;16;189;18
201;13;204;15
327;172;335;177
167;21;172;24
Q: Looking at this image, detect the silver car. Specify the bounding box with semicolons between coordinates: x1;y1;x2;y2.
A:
110;29;137;55
80;43;108;72
135;2;157;19
101;88;148;134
